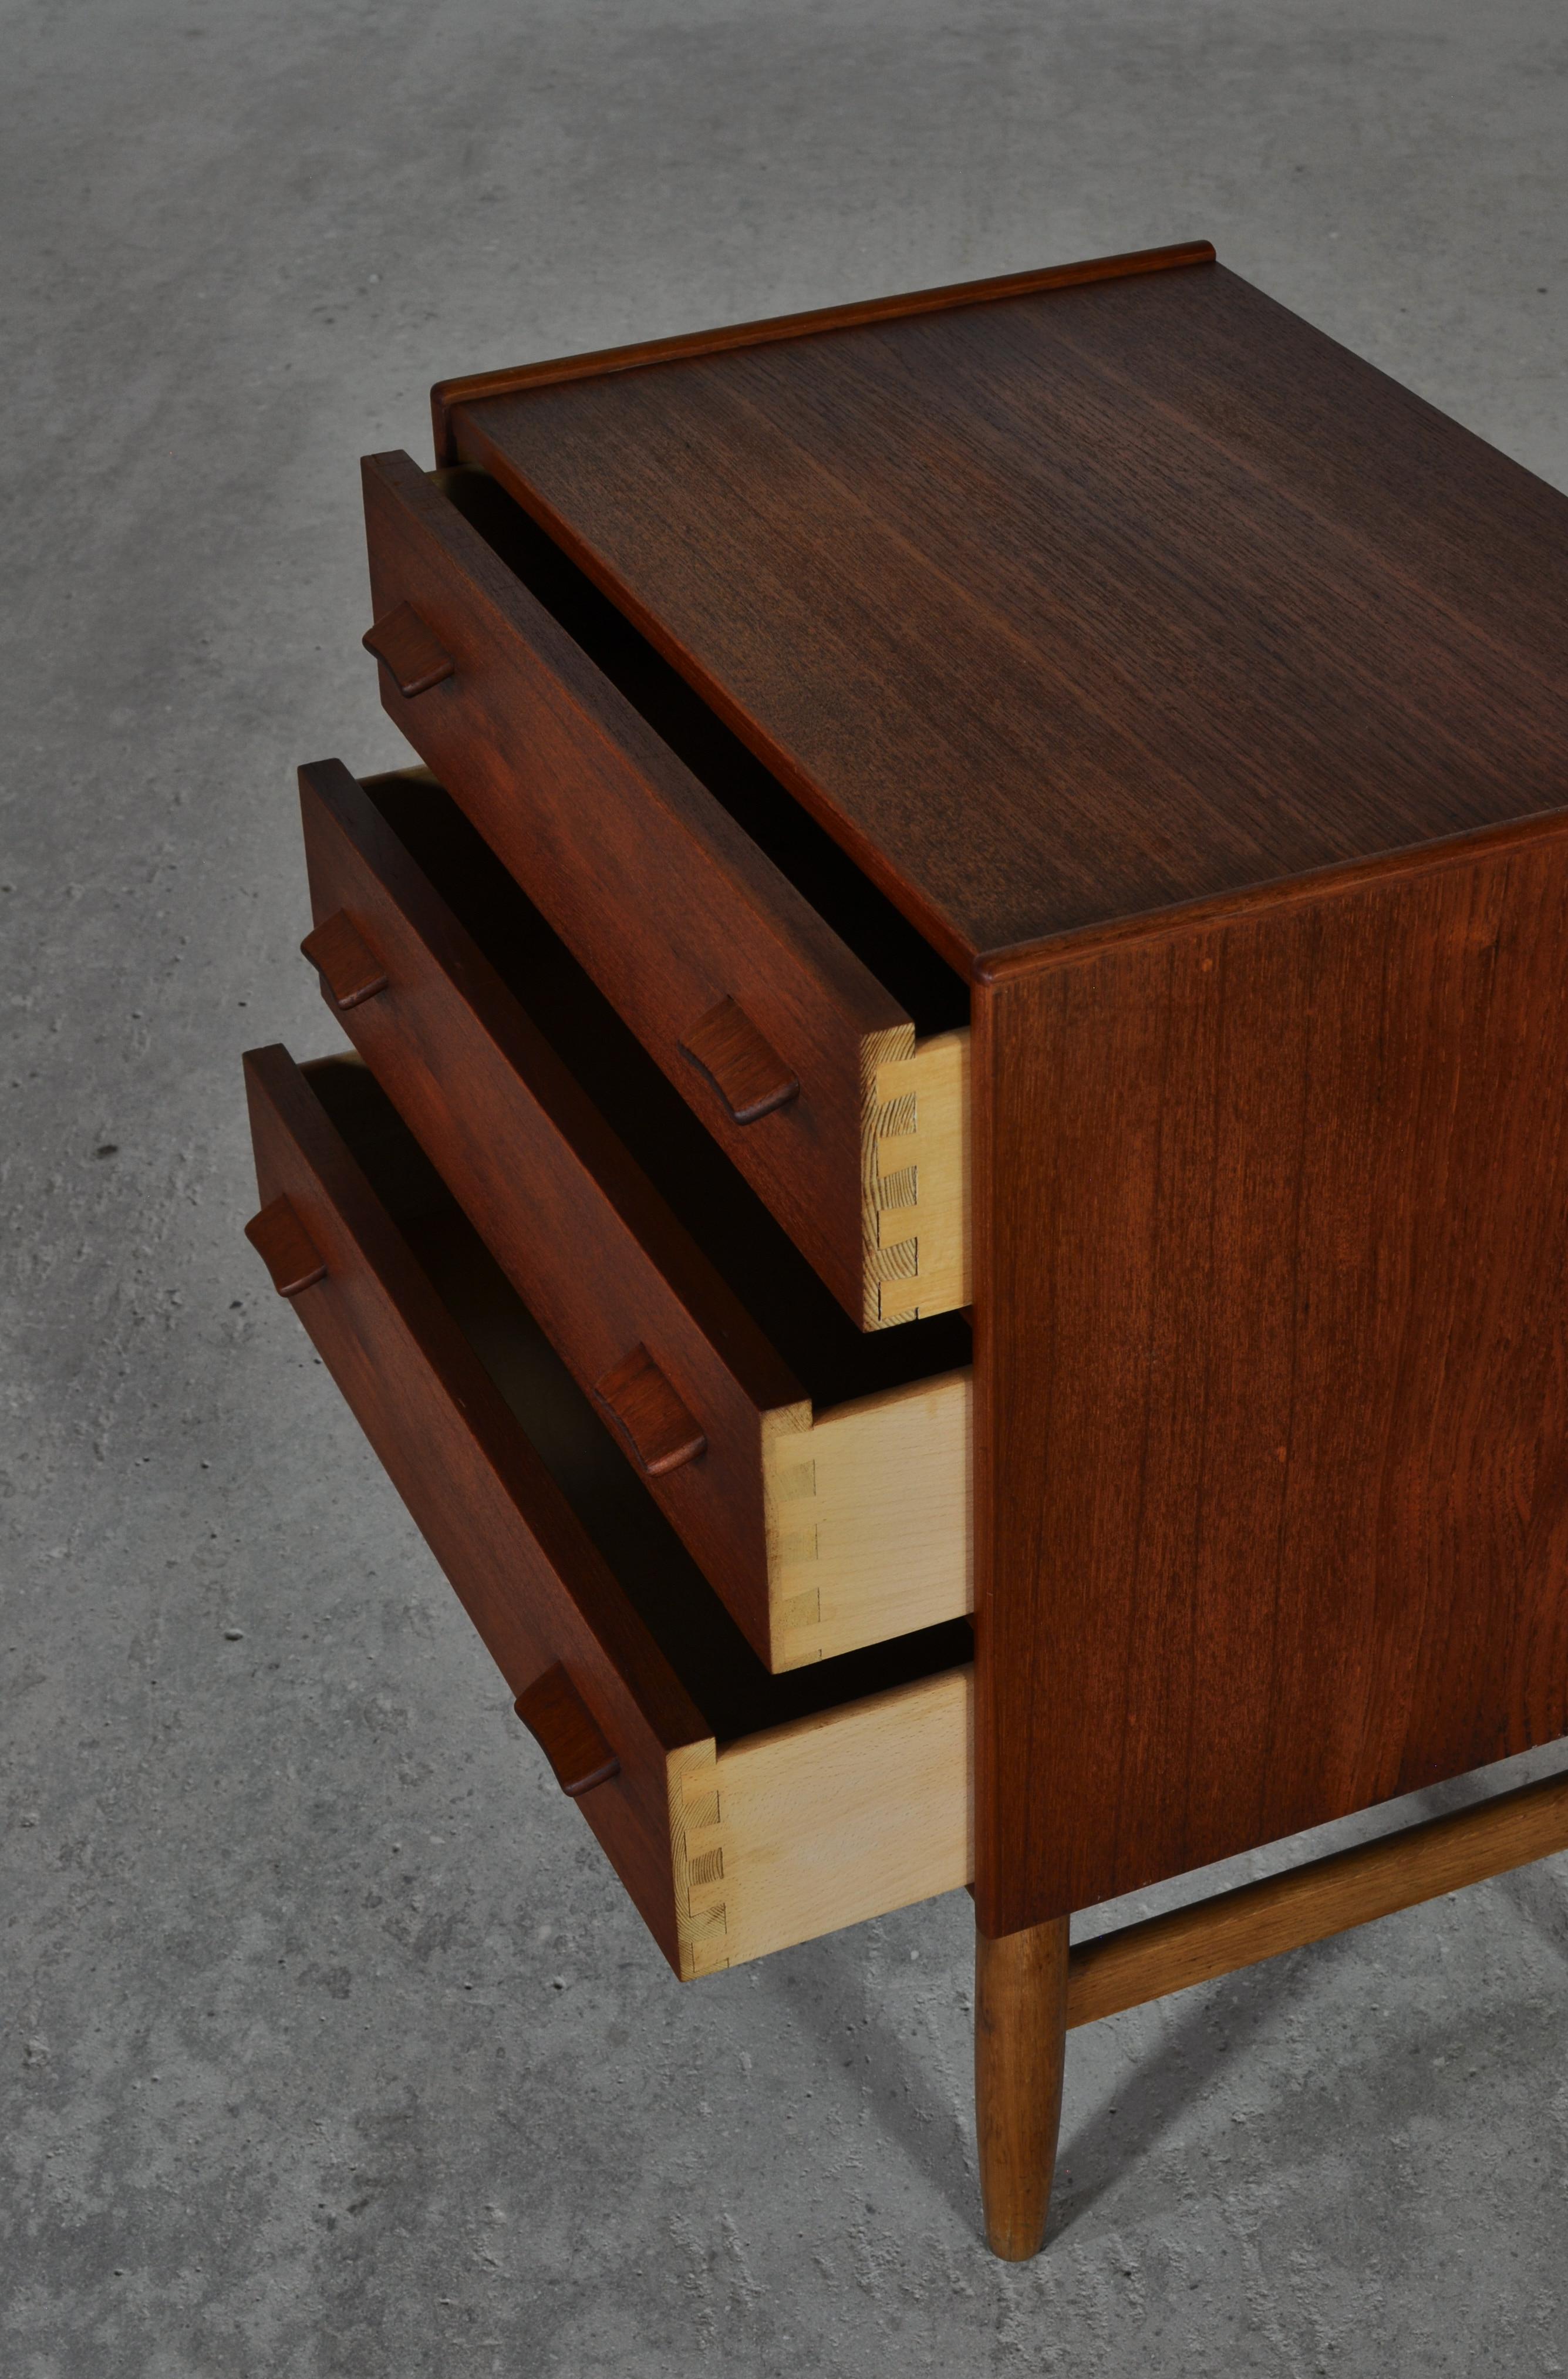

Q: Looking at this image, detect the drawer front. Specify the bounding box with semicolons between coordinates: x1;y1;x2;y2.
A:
243;1045;973;1976
242;1040;706;1972
297;761;974;1673
360;448;915;1326
296;756;802;1666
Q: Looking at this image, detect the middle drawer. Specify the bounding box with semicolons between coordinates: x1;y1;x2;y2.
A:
298;759;973;1674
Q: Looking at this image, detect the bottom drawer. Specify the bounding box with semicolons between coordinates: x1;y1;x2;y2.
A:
244;1044;972;1978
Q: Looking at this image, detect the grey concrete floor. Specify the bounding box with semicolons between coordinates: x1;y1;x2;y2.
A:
4;1;1568;2371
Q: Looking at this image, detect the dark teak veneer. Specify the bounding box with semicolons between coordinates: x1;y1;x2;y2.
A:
292;757;972;1671
247;242;1568;2259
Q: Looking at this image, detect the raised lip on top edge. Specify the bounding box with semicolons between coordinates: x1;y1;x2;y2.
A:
429;240;1217;463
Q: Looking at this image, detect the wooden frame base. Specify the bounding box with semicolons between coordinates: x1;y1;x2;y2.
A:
974;1765;1568;2258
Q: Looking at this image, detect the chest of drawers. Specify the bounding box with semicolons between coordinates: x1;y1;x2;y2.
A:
245;240;1568;2257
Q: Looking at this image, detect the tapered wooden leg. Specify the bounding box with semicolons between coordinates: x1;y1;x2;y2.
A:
975;1913;1070;2260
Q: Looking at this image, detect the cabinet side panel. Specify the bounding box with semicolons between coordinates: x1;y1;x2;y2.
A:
975;830;1568;1930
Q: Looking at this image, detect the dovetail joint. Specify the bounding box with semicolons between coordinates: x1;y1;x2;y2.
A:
767;1444;827;1666
869;1077;926;1323
673;1758;730;1977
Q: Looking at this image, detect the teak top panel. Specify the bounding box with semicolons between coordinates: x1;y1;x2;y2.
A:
444;256;1568;970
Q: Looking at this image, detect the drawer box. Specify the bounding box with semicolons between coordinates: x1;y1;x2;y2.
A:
297;760;973;1671
360;449;972;1328
242;1045;972;1976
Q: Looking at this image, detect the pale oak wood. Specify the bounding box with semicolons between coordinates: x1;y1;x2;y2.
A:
674;1666;973;1977
677;1711;1568;1993
667;1739;727;1981
763;1370;972;1669
675;1712;1568;1994
1066;1764;1568;2028
976;1916;1070;2261
865;1027;972;1326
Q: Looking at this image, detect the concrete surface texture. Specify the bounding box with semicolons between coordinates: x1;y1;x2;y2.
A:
4;0;1567;2370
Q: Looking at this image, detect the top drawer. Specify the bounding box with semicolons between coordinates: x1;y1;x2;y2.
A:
360;450;969;1329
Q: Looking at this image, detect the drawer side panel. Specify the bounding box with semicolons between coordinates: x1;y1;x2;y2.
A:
704;1667;973;1966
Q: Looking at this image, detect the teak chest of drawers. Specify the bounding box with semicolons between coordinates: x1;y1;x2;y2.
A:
244;242;1568;2257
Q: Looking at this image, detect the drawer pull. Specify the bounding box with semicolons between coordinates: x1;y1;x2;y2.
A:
679;997;800;1125
244;1194;327;1297
514;1664;621;1796
300;910;389;1010
594;1344;708;1476
362;601;456;698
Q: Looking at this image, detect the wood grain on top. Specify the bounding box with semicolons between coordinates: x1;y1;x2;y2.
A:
447;258;1568;970
430;241;1213;456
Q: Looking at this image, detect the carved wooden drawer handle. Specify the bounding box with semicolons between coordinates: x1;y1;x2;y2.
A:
679;996;800;1125
300;911;389;1010
244;1194;327;1298
362;601;456;698
514;1664;621;1796
594;1344;707;1475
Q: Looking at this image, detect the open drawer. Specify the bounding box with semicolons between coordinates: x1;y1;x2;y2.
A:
242;1045;972;1979
361;450;971;1328
297;761;973;1673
